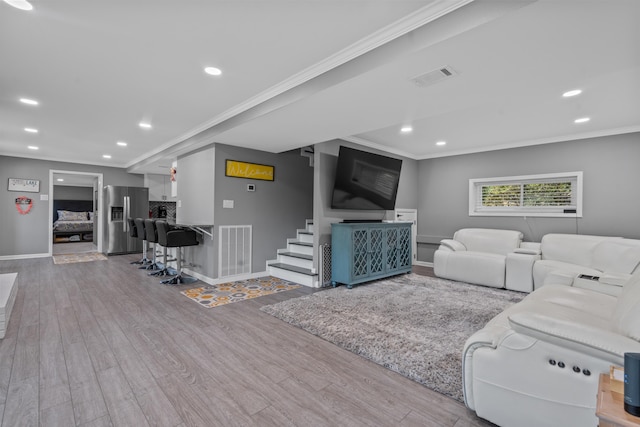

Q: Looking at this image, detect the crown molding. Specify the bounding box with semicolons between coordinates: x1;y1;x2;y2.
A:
414;126;640;160
340;136;417;160
342;126;640;161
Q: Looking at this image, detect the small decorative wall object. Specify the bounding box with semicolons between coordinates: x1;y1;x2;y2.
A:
15;196;33;214
8;178;40;193
225;160;274;181
170;167;177;182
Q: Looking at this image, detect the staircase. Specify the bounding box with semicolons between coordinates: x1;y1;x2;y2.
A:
267;220;320;287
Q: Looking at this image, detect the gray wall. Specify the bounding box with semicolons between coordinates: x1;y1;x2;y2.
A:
176;144;313;280
214;144;314;277
53;185;93;201
417;132;640;262
0;155;143;257
313;139;419;266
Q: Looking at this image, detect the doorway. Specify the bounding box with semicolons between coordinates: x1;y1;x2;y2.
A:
49;170;104;256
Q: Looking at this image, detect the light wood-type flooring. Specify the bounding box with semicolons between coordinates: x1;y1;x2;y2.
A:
0;255;493;427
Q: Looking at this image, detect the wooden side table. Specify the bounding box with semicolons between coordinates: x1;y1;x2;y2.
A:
597;374;640;427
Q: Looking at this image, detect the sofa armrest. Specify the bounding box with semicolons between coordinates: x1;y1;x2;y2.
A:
506;252;540;292
543;270;576;287
518;241;541;252
599;273;629;287
508;312;640;364
439;239;466;252
513;247;541;255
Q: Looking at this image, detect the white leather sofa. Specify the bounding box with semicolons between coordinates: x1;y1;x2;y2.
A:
463;268;640;427
434;228;526;290
532;234;640;296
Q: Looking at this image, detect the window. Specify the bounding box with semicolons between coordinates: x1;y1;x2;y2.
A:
469;172;583;217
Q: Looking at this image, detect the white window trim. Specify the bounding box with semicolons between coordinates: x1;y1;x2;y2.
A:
469;171;583;217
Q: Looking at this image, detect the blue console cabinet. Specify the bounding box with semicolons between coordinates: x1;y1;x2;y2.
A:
331;222;412;288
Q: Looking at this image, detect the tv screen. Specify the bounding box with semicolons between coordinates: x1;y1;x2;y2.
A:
331;146;402;210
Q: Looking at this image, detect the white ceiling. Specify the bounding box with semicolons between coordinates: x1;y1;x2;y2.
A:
1;0;639;175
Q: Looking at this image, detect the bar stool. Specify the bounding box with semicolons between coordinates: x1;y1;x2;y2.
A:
155;220;199;285
128;218;143;264
152;220;178;277
134;218;151;266
143;219;161;271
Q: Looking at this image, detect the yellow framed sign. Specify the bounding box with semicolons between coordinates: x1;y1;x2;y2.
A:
225;160;274;181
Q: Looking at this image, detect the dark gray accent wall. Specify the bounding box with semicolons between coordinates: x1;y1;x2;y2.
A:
214;144;313;277
53;185;93;201
176;144;313;280
417;132;640;262
313;139;418;267
0;155;143;257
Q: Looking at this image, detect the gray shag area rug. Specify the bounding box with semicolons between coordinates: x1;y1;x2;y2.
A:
260;273;525;402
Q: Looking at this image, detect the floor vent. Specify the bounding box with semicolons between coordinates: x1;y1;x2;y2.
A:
218;225;252;278
410;66;458;88
319;244;332;287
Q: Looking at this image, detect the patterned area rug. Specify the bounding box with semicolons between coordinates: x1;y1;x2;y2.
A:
182;276;301;308
260;273;525;402
53;252;108;264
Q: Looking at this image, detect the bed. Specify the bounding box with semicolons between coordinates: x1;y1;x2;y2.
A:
52;200;95;243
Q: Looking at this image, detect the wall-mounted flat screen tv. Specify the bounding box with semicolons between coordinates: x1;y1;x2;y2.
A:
331;146;402;210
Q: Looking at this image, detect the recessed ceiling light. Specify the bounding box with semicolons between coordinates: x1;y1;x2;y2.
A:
19;98;39;105
27;145;38;150
117;141;127;146
574;117;590;124
400;126;413;133
139;122;152;129
57;178;64;182
562;89;582;98
204;67;222;76
103;154;112;159
24;127;38;133
3;0;33;11
436;141;447;146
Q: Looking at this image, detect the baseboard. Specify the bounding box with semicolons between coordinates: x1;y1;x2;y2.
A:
0;253;50;261
414;260;433;267
182;268;269;286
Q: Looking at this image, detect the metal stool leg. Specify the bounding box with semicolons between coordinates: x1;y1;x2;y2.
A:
162;247;197;285
150;246;176;277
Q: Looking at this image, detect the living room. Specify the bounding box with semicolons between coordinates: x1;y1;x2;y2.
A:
1;1;639;426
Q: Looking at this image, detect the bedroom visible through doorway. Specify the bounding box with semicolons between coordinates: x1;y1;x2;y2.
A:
49;170;104;256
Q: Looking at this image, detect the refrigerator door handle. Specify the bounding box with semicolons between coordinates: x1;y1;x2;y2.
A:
124;196;129;232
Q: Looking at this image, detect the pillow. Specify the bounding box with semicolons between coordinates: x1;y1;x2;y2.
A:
57;210;88;221
88;211;94;221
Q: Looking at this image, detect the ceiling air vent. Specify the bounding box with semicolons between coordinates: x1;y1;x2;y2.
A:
410;66;458;88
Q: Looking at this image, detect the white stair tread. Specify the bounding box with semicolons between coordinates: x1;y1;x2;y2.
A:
289;240;312;247
278;251;313;260
268;262;315;276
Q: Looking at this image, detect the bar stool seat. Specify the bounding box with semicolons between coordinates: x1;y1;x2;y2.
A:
134;218;151;266
143;219;161;271
155;220;199;284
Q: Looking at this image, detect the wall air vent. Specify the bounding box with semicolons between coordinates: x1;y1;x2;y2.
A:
409;66;458;88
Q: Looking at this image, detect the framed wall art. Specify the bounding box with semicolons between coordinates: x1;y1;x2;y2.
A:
225;160;274;181
8;178;40;193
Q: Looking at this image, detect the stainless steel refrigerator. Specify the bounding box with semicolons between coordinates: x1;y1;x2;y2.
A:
102;185;149;255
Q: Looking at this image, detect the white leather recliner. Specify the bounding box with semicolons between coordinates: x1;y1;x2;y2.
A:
463;267;640;427
533;234;640;296
434;228;524;289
